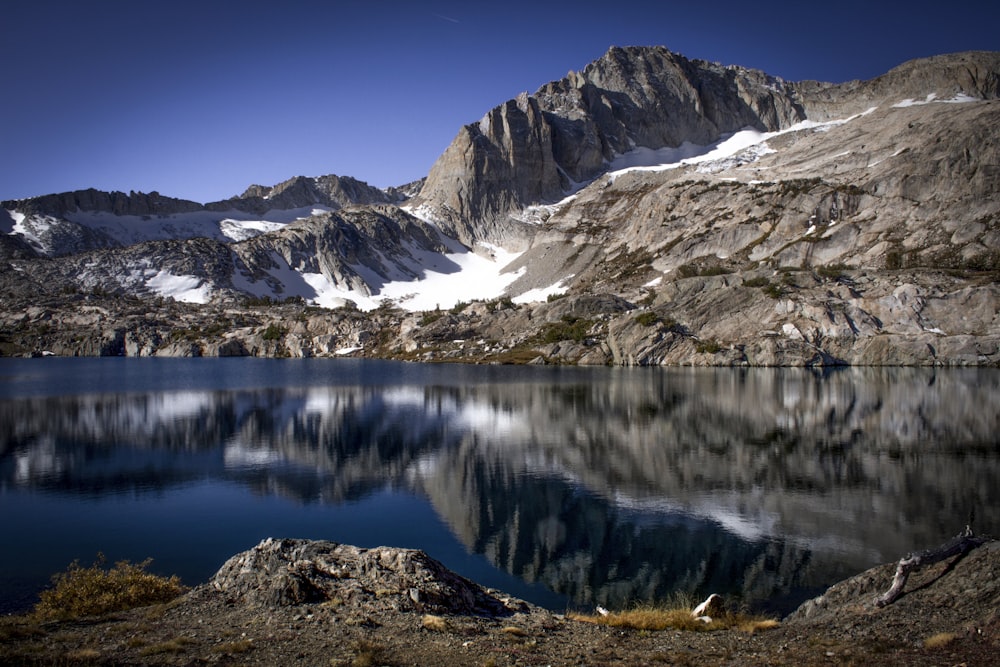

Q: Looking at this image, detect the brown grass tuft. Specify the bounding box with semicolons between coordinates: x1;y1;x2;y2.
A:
348;639;388;667
569;604;779;634
33;554;187;621
923;632;957;649
65;647;102;661
138;637;193;656
421;614;449;632
501;626;529;637
212;639;254;654
738;618;781;634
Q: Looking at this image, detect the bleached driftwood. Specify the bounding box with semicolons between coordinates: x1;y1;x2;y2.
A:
874;526;988;607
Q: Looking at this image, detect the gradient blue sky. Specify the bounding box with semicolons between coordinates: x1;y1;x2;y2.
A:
3;0;998;204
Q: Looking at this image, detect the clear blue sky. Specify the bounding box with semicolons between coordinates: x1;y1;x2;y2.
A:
3;0;997;204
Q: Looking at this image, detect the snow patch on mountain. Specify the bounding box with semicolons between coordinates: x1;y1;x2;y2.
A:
606;109;883;183
512;277;572;304
892;92;979;108
230;243;523;313
6;205;336;256
377;243;523;311
63;206;331;245
145;270;211;304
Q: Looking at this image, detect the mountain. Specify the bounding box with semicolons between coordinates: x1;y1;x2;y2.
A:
2;47;999;365
0;173;402;258
412;47;999;246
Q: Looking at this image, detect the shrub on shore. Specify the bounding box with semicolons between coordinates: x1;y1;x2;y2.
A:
33;554;187;621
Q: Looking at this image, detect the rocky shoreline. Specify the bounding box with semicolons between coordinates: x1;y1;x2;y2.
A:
2;536;998;665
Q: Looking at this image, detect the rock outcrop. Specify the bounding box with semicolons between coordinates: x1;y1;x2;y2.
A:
210;538;527;616
5;188;205;219
216;173;397;215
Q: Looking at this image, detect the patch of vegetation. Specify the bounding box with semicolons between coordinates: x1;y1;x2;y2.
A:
139;637;195;657
923;632;957;649
777;177;823;196
33;555;187;621
486;296;516;312
634;311;661;327
419;311;444;326
343;639;390;667
833;183;868;196
482;348;548;365
763;283;784;299
676;263;734;278
546;292;566;302
261;323;285;341
816;264;850;280
421;615;449;632
885;247;904;270
450;300;470;313
602;247;654;283
568;605;778;634
540;316;593;344
743;276;769;288
201;319;231;337
695;339;722;354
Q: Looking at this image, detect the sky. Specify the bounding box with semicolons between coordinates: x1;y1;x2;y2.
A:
2;0;998;204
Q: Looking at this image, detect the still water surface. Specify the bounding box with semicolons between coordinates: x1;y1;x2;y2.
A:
2;358;998;616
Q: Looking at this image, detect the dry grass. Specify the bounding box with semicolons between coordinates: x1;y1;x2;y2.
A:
421;614;449;632
501;626;529;637
923;632;957;649
739;618;781;634
0;617;45;642
212;639;254;654
33;554;187;621
568;604;779;634
347;639;389;667
138;637;194;656
65;647;102;661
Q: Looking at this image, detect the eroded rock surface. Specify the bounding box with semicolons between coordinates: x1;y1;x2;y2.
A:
210;538;528;617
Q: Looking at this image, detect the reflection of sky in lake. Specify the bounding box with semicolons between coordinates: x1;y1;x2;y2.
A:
2;358;998;616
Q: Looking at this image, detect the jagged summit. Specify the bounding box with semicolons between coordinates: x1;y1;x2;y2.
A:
414;45;806;245
414;47;1000;247
225;174;398;215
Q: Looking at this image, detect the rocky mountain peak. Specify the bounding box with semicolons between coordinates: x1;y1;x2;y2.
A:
3;188;205;219
219;173;395;215
415;45;808;246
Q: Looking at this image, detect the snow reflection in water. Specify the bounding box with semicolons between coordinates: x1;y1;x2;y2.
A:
1;359;998;616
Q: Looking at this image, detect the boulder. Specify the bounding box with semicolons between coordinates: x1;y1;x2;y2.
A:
209;538;529;616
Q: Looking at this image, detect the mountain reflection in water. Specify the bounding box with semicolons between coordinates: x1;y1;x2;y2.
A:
2;360;998;616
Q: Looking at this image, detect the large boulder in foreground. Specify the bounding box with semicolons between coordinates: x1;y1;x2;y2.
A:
210;538;528;617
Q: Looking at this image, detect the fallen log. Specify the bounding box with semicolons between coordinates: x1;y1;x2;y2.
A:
875;526;988;607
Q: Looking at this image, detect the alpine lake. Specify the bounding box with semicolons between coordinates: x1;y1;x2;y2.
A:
2;358;998;617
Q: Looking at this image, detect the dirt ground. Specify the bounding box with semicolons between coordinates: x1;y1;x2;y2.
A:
2;539;999;666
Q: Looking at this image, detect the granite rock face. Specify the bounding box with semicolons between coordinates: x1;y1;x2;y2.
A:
415;49;1000;249
219;173;398;214
210;538;527;615
415;46;809;245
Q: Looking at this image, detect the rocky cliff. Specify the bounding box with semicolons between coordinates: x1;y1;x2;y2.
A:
413;48;1000;247
413;46;808;246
